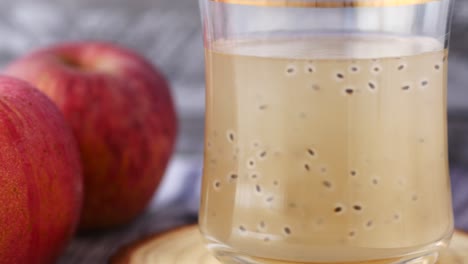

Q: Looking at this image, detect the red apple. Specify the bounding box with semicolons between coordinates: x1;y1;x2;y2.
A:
5;42;177;230
0;76;83;263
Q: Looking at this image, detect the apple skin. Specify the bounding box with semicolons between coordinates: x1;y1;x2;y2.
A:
5;42;178;230
0;76;83;264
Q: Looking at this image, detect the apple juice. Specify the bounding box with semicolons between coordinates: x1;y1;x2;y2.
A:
199;35;453;263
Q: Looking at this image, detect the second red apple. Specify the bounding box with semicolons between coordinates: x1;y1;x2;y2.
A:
5;42;178;230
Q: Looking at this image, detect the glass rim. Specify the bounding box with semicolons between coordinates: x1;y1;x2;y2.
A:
209;0;438;7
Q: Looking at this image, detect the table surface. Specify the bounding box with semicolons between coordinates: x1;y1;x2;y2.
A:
0;0;466;263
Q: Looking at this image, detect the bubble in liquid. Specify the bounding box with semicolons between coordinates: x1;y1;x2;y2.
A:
412;194;419;201
263;236;271;242
286;64;297;76
226;130;236;143
273;180;279;186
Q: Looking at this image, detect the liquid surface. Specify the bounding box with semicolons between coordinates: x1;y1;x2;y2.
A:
199;35;453;263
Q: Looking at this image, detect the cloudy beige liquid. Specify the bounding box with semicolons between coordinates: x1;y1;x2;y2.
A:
199;36;453;263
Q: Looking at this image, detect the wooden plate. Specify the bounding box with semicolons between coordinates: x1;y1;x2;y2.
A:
111;225;468;264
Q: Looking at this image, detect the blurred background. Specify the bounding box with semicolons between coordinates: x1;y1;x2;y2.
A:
0;0;466;263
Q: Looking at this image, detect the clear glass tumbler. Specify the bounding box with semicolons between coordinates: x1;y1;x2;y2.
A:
198;0;455;263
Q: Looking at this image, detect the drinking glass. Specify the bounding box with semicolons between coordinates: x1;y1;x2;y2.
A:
198;0;455;263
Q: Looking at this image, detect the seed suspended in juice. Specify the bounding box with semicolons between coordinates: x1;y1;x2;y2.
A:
247;159;256;169
305;64;315;73
255;184;262;194
372;64;382;74
258;150;267;160
311;84;320;91
229;173;238;181
320;166;328;174
259;104;268;110
304;163;311;171
213;180;221;190
250;172;259;179
421;80;429;87
227;130;235;142
397;64;406;71
344;88;354;95
286;64;297;76
349;65;360;73
322;180;333;189
307;148;316;157
365;220;374;229
283;226;292;235
266;196;275;203
259;221;266;230
334;204;346;215
353;204;363;212
402;85;411;91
